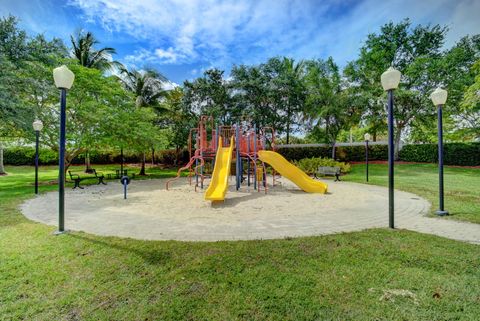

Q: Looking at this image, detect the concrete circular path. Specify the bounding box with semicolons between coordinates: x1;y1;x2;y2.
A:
21;178;480;244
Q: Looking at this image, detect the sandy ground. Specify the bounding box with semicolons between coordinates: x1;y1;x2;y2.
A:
23;175;466;242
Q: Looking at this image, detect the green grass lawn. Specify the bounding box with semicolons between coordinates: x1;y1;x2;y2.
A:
342;163;480;224
1;164;479;320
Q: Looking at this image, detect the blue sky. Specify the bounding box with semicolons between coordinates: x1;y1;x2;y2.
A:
1;0;479;84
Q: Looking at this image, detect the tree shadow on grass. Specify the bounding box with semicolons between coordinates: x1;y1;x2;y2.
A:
68;233;173;266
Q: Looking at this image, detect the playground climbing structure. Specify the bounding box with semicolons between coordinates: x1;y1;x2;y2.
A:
166;116;328;201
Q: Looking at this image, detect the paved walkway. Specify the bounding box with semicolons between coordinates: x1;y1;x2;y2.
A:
20;178;480;244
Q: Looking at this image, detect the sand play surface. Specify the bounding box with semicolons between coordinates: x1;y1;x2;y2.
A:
20;176;437;241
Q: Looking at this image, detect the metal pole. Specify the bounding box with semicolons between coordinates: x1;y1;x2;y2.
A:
436;105;448;216
253;125;257;190
195;158;198;186
236;124;240;190
124;182;127;199
120;147;124;176
213;126;218;168
35;130;39;194
200;150;203;189
387;89;395;229
57;88;67;234
365;140;369;182
247;133;250;187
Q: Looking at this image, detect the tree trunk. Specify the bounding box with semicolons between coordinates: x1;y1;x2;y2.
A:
286;123;290;144
394;127;403;160
85;150;92;173
373;132;377;142
286;109;291;144
175;146;180;166
151;148;155;166
331;141;336;159
0;141;6;175
139;152;146;176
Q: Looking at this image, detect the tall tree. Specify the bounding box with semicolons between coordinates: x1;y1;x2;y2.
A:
183;69;233;124
304;58;353;157
459;59;480;139
160;87;197;163
230;64;281;129
119;67;168;175
230;57;306;139
0;16;67;173
0;15;27;63
345;20;448;158
120;67;167;108
71;30;121;170
70;30;120;72
272;57;306;144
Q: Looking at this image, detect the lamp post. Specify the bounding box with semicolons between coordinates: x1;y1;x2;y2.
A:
431;87;449;216
33;119;43;194
381;67;401;229
120;147;124;176
53;65;75;234
364;133;371;182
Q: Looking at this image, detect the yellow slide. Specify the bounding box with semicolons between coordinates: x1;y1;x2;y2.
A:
258;150;328;194
205;136;234;201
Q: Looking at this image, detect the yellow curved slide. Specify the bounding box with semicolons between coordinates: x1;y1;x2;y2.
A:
258;150;328;194
205;136;234;201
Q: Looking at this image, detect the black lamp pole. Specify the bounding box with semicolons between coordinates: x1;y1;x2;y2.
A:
34;130;40;194
382;67;400;229
53;65;74;235
365;139;369;182
387;89;395;229
121;147;124;176
436;104;448;216
57;88;67;233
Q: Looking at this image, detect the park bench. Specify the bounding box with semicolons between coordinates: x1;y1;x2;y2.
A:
315;166;341;181
68;169;106;189
106;169;136;180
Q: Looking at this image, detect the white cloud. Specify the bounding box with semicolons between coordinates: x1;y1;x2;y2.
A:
162;80;179;90
124;48;157;65
69;0;480;71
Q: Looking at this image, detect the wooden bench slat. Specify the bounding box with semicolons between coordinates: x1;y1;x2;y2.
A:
316;166;341;181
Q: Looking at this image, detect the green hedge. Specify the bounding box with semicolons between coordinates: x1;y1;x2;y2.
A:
4;142;479;166
3;147;59;165
399;143;480;166
276;145;388;162
3;147;191;166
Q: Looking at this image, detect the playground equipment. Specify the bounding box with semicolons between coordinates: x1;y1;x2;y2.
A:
258;151;327;193
166;116;328;201
204;136;234;201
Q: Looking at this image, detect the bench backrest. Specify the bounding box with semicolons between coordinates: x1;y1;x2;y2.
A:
68;170;97;179
317;166;340;174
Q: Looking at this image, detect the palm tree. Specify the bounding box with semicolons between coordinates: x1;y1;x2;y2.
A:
70;31;121;72
71;31;122;172
119;66;168;175
280;57;306;144
119;67;167;108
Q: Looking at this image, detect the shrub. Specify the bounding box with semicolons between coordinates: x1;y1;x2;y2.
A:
276;144;388;162
157;149;190;165
3;147;58;165
3;146;192;166
293;157;351;175
399;143;480;166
